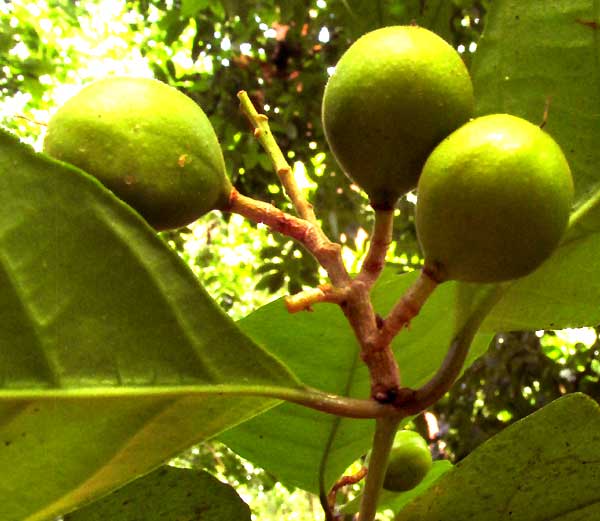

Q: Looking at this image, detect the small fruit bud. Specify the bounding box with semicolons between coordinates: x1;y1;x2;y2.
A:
383;430;433;492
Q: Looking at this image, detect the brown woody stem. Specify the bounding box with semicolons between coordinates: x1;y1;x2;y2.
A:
284;284;349;313
379;269;439;345
327;466;368;516
227;188;350;286
343;280;402;402
356;209;394;288
237;90;319;225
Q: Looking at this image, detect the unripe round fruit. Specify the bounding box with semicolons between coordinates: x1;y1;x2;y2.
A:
44;77;231;230
322;25;474;209
416;114;574;283
383;430;432;492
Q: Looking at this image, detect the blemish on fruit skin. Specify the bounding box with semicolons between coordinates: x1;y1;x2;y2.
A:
43;77;232;230
178;154;189;167
577;19;600;30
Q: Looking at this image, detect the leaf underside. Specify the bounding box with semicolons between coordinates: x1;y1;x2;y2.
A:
396;393;600;520
471;0;600;332
63;466;251;521
0;128;299;521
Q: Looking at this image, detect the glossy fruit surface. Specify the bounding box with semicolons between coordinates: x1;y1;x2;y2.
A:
322;25;474;209
383;430;432;492
44;77;231;230
416;114;574;283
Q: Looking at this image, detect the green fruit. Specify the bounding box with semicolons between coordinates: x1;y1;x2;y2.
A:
383;430;432;492
416;114;574;283
44;77;231;230
322;25;474;209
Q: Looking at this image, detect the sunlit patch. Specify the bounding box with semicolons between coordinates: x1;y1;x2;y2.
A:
318;26;330;43
424;411;439;438
541;327;597;364
293;160;317;191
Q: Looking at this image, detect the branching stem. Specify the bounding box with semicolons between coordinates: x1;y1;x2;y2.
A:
237;90;319;225
379;269;439;345
342;280;402;402
227;188;350;286
229;92;501;521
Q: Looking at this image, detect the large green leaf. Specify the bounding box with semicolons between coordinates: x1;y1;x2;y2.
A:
221;270;494;493
64;466;251;521
470;0;600;331
0;129;300;521
395;393;600;520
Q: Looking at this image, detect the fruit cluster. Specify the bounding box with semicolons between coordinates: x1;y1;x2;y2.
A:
323;26;573;284
43;25;573;285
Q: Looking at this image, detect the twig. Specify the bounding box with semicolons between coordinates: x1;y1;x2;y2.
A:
540;95;552;129
378;269;439;345
358;416;403;521
327;466;368;513
284;284;349;313
14;114;48;126
356;209;394;288
227;188;350;286
278;386;394;419
237;90;319;225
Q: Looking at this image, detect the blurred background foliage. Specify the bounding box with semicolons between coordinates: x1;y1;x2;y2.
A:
2;0;599;518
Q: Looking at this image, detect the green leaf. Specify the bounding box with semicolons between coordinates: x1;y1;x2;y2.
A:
341;460;453;515
328;0;455;40
181;0;210;19
470;0;600;331
64;466;250;521
0;128;300;521
220;269;494;493
161;10;188;45
395;393;600;520
482;231;600;331
220;0;248;19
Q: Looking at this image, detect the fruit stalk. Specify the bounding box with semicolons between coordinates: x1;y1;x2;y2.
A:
237;90;319;225
379;269;439;345
356;209;394;287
